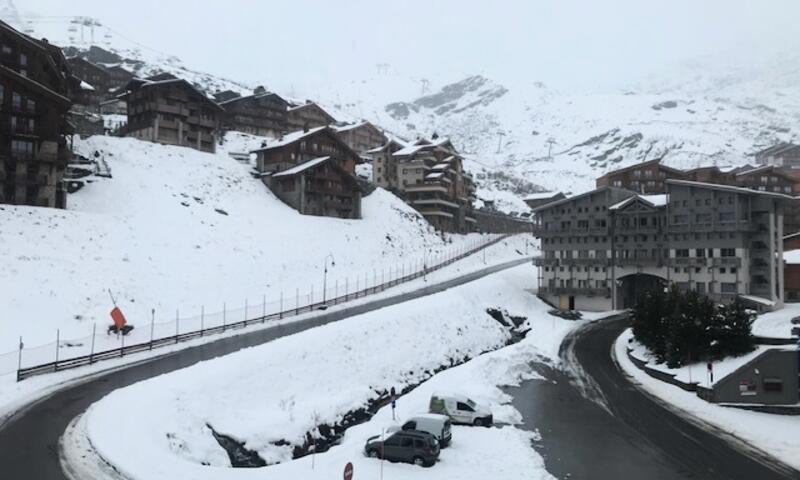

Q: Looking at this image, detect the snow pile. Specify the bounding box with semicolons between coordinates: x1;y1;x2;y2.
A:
0;135;495;358
83;266;564;479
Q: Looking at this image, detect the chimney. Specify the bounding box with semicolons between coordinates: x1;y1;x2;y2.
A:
254;85;267;95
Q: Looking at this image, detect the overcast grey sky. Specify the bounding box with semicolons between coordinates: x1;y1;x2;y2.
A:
12;0;800;93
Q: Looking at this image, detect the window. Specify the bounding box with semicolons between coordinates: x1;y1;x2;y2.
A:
673;214;688;224
721;282;737;293
695;213;711;223
384;436;401;447
0;84;3;102
12;92;21;110
26;98;35;113
721;248;735;257
456;402;474;412
718;211;735;222
695;249;705;257
19;53;27;66
414;439;426;448
676;249;689;257
400;437;414;448
730;267;737;274
763;378;783;393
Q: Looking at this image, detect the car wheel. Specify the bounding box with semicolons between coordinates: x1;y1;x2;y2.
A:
368;449;379;458
413;456;425;467
473;417;483;427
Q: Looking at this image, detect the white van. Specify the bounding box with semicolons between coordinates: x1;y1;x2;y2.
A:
395;414;452;447
428;393;493;426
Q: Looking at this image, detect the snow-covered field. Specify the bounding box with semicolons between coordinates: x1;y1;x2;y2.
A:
0;134;518;367
616;329;800;471
67;265;597;480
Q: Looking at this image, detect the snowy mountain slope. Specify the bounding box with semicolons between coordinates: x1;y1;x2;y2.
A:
0;135;490;355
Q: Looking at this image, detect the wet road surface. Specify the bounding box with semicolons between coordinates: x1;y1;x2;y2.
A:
508;315;798;480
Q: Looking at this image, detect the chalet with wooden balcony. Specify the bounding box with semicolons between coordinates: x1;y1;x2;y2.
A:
0;20;72;208
334;121;387;157
392;137;475;232
251;126;362;219
218;86;289;138
286;101;336;131
120;73;223;153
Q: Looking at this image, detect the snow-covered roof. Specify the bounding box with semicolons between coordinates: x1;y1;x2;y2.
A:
738;295;777;308
432;162;451;170
272;156;330;177
784;249;800;265
667;179;795;200
393;144;428;156
250;126;328;153
609;193;667;211
79;80;95;91
523;191;560;201
425;172;445;179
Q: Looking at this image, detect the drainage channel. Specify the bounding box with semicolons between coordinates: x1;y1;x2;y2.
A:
208;307;529;468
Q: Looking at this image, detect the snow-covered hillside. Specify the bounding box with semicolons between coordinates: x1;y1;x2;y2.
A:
0;135;490;355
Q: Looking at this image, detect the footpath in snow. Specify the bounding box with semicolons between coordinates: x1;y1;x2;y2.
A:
616;329;800;472
66;265;595;480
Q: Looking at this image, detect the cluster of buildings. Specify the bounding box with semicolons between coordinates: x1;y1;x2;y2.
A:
532;155;800;313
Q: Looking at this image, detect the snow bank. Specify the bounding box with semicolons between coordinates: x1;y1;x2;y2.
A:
0;134;497;358
82;266;565;480
616;329;800;471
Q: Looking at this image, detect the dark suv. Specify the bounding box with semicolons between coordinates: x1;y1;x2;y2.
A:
364;430;440;467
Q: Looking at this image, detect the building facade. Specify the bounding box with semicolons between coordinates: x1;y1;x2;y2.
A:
595;159;686;193
392;138;476;232
756;143;800;168
218;87;289;138
286;101;336;131
367;137;405;190
523;191;566;210
251;126;362;219
0;20;71;208
121;74;223;153
334;121;387;156
534;181;790;312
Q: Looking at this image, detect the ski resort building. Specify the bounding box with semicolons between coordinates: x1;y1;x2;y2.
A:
523;192;566;210
391;137;477;233
0;20;72;208
286;101;336;131
65;56;132;107
121;73;223;153
755;143;800;169
251;126;362;219
217;86;289;138
368;137;406;190
334;121;387;156
533;181;791;312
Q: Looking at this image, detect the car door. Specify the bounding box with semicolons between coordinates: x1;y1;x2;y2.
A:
456;401;475;423
382;434;401;460
398;435;415;463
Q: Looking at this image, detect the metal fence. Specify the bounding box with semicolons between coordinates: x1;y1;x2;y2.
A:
10;235;510;381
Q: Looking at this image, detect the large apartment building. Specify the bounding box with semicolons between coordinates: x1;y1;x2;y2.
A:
121;73;223;153
334;121;387;156
218;86;289;138
251;126;362;219
0;20;72;208
390;137;476;232
533;180;790;312
597;159;800;234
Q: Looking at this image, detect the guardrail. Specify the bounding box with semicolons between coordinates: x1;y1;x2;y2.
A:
13;235;512;381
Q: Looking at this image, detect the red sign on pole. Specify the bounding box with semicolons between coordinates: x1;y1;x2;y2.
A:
343;462;354;480
110;306;127;329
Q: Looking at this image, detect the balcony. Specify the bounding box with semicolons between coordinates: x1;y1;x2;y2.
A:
412;198;460;209
669;257;709;267
406;183;448;194
539;286;611;297
562;257;608;266
615;257;663;267
532;256;559;267
417;208;454;219
712;257;742;267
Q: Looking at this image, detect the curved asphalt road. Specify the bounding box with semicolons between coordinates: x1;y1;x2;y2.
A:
0;257;530;480
509;315;799;480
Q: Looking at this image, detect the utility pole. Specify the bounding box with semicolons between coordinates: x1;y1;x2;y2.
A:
496;131;505;154
547;138;556;160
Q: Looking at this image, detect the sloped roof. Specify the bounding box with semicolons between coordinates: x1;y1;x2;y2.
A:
272;156;330;177
524;191;563;201
609;193;667;211
219;91;288;108
249;126;328;153
597;158;685;179
666;179;795;201
122;75;223;111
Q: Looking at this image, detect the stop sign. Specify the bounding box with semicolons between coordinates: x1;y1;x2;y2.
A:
343;462;354;480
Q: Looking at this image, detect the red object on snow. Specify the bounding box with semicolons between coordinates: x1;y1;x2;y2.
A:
110;307;127;329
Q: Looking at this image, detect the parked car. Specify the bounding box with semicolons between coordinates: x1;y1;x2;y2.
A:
429;392;493;426
387;414;452;447
364;430;440;467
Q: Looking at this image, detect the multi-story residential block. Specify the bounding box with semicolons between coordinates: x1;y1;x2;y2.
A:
392;137;475;232
66;56;132;106
0;20;72;208
286;101;336;131
334;121;387;157
251;126;362;219
367;137;407;189
595;159;686;193
218;86;289;138
533;180;791;312
756;143;800;168
121;73;223;153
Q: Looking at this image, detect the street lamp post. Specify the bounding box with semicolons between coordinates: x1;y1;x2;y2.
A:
322;254;335;305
